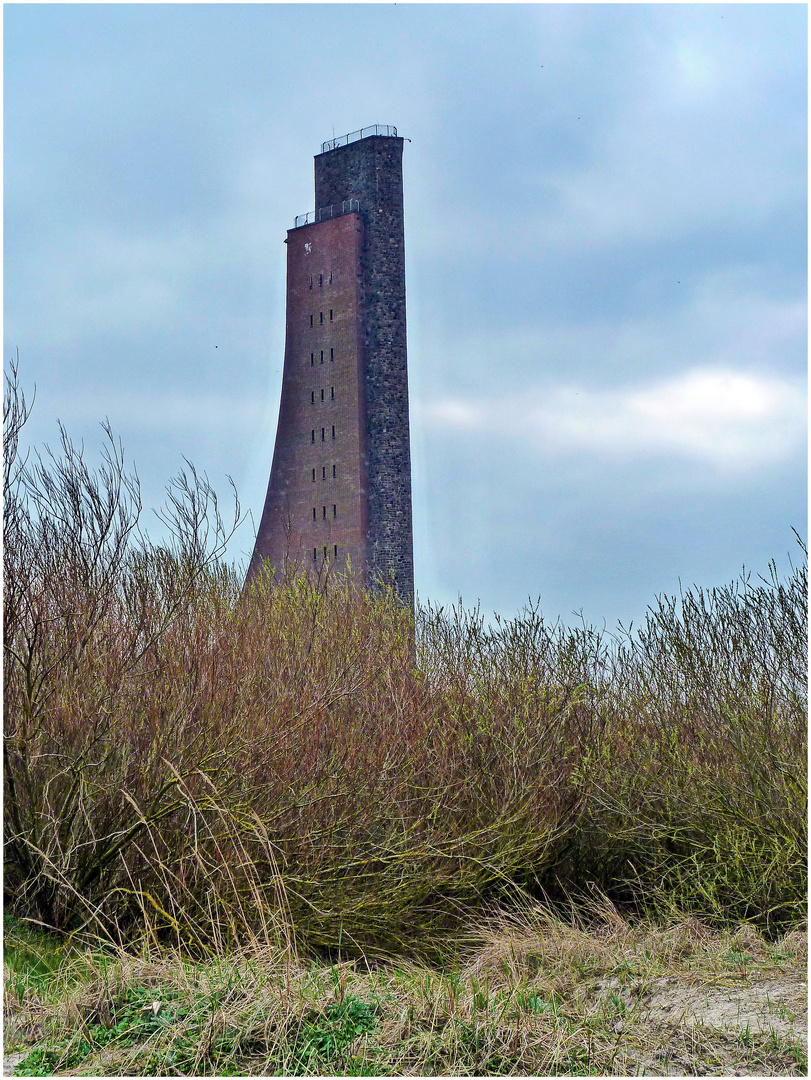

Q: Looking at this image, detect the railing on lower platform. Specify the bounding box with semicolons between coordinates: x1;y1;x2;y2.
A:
294;199;360;229
320;125;398;153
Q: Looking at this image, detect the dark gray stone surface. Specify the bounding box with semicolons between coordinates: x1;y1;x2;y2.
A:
314;136;414;600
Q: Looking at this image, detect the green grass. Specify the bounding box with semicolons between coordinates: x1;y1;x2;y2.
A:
3;916;68;993
4;908;807;1076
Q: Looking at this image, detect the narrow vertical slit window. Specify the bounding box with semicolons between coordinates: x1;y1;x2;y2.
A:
329;309;333;322
312;507;316;521
321;428;325;441
333;505;337;518
331;425;335;440
310;314;313;326
323;546;328;560
329;270;333;284
321;389;324;401
309;276;313;289
311;430;315;443
310;352;314;366
334;544;338;557
332;464;336;478
311;391;315;404
330;387;334;400
320;351;324;363
330;348;334;361
312;468;316;482
322;506;326;520
313;548;317;562
322;466;326;480
319;273;323;287
320;312;324;324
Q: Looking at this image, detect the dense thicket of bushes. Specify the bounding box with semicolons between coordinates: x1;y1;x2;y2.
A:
4;362;807;958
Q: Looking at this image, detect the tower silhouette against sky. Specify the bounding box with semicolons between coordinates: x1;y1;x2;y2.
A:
246;126;414;600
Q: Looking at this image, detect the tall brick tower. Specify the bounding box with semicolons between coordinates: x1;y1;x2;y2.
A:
246;126;414;600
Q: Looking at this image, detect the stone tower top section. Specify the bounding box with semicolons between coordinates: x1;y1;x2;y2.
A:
314;130;413;598
311;130;412;600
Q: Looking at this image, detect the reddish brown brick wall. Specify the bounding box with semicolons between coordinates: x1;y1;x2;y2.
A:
247;211;369;583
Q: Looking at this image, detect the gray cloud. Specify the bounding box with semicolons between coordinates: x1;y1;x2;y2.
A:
5;3;806;627
420;367;806;474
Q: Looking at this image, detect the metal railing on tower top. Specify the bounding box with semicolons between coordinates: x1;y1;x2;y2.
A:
321;125;398;153
293;199;360;230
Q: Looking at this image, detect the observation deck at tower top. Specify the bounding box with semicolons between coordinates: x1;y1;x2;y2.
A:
319;124;398;153
291;125;402;228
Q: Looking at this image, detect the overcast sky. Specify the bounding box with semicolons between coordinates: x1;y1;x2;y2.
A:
5;3;807;629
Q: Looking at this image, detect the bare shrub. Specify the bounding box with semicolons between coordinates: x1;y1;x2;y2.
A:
4;359;806;961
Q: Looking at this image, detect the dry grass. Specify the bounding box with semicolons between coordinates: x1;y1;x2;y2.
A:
4;905;806;1076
